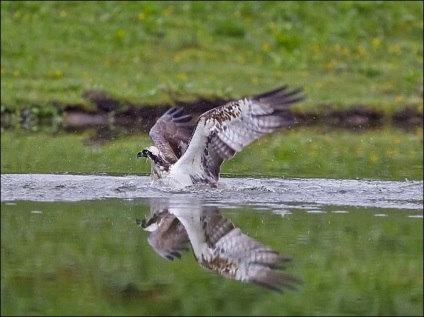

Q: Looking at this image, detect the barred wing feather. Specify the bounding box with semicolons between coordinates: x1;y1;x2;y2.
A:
149;107;195;163
174;85;304;181
180;206;301;292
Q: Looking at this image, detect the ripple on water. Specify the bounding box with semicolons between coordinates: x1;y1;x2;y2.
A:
1;174;423;211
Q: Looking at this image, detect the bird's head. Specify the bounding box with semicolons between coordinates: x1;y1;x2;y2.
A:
137;145;160;161
137;145;171;180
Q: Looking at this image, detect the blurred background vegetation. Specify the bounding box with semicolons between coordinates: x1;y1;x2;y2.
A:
1;1;423;112
1;1;423;179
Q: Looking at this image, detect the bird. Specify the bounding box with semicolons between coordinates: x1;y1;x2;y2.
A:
137;198;302;293
137;85;305;188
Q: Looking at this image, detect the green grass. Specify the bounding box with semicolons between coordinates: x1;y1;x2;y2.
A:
1;127;423;180
1;1;423;116
1;2;422;181
1;200;422;316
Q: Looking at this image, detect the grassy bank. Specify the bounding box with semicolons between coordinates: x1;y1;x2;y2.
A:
1;126;422;180
1;1;423;117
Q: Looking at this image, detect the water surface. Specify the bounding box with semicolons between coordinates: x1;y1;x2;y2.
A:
1;174;423;316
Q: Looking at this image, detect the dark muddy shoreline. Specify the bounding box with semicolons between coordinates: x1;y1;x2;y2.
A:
1;90;422;134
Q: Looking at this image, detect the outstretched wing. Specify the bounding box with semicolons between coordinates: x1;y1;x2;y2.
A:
174;85;304;182
149;107;195;163
196;207;301;292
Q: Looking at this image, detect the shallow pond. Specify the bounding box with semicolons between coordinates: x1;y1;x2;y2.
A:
1;174;423;316
1;121;423;316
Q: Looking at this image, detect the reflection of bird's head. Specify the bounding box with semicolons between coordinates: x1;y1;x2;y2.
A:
136;213;160;232
136;211;190;261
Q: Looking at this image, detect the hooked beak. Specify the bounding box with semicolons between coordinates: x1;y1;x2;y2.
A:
137;150;148;158
136;218;148;228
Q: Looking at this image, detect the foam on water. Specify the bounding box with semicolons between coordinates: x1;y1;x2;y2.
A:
1;174;423;211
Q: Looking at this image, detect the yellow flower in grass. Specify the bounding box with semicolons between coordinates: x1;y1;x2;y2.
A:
173;55;181;63
177;73;186;81
371;37;381;50
395;95;404;104
116;29;126;40
261;42;270;52
137;12;146;21
369;153;379;163
310;43;321;54
388;44;401;55
355;147;363;155
409;149;417;158
340;47;350;57
325;59;337;70
53;70;63;78
162;6;174;17
356;45;367;58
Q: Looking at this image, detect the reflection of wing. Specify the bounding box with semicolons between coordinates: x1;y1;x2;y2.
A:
136;203;189;260
169;203;301;292
149;107;195;163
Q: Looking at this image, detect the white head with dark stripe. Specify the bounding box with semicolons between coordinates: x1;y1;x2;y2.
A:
137;146;171;180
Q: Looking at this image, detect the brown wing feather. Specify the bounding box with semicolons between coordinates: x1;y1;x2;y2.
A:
199;207;302;292
179;85;305;182
149;107;195;163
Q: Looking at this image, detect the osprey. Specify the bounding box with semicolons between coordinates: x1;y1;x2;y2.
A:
137;85;304;188
137;198;301;292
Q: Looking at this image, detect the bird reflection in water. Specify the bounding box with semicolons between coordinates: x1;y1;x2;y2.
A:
136;198;302;293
